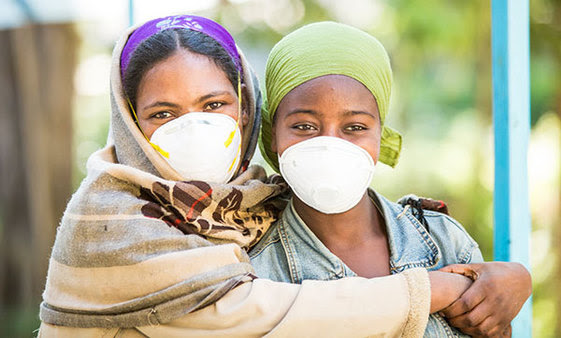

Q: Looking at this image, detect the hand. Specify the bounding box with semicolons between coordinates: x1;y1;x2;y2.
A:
438;262;531;337
428;271;472;313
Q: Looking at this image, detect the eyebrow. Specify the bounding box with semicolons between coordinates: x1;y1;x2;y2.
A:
284;109;377;119
285;109;320;117
142;101;182;110
343;110;378;119
195;90;235;104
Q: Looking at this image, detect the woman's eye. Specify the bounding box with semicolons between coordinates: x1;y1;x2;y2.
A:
152;111;173;119
345;125;367;132
205;102;224;110
292;124;317;131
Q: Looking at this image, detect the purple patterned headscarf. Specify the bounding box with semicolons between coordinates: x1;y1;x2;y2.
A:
120;15;241;80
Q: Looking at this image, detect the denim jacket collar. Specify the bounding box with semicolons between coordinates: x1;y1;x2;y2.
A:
278;189;441;283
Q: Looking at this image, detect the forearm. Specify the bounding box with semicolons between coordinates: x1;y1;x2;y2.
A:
138;268;431;337
428;271;473;313
40;239;431;337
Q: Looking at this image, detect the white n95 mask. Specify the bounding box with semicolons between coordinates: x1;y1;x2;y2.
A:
149;112;242;183
278;136;376;214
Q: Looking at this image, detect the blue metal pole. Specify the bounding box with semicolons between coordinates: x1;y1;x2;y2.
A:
129;0;134;26
491;0;532;336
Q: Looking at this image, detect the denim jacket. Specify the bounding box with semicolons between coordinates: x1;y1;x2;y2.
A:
250;190;484;337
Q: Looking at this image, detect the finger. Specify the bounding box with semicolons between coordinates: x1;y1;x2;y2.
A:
438;264;469;274
454;317;511;338
439;264;481;280
457;315;505;338
446;301;491;328
441;280;486;317
474;316;507;337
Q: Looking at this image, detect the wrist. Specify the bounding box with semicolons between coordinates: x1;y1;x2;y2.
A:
428;271;472;313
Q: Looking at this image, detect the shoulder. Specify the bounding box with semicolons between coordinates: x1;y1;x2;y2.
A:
376;192;482;265
392;193;476;250
423;210;482;264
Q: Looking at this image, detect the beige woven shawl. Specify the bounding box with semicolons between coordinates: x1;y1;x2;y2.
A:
39;24;288;328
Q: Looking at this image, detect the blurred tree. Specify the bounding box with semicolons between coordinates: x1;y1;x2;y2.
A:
387;0;495;257
0;23;76;335
531;0;561;335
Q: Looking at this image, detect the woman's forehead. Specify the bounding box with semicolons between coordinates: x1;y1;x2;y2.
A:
277;75;379;116
139;50;235;99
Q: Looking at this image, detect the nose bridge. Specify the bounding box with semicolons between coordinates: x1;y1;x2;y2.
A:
183;108;197;115
320;123;341;138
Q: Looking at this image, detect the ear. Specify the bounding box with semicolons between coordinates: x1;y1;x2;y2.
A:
240;83;250;127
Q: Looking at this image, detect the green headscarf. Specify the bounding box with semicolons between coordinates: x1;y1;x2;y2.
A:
259;21;402;171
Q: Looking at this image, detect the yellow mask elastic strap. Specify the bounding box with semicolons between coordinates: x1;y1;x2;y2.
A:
225;72;243;172
127;98;170;158
224;71;242;148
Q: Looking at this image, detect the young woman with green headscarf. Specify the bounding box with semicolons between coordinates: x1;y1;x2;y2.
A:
252;21;531;337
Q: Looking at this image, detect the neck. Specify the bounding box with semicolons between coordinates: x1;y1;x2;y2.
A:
292;191;386;248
